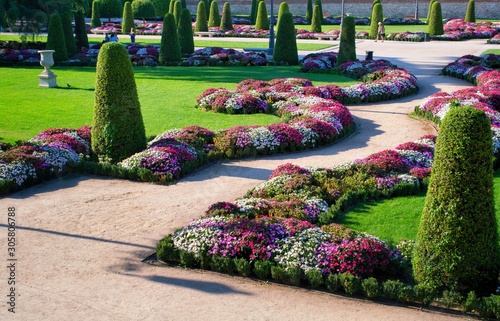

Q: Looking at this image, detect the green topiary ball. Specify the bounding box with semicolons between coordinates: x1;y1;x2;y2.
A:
91;42;146;163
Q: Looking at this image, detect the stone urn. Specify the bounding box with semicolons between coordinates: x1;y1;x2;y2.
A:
37;50;58;88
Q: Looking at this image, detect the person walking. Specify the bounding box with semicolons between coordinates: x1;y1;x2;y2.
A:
375;21;385;42
130;28;136;44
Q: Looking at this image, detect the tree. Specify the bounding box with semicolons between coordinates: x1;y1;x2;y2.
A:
276;1;289;34
46;13;68;62
250;0;258;23
369;2;383;37
74;10;89;50
337;15;356;65
254;0;269;30
314;0;323;24
194;0;208;32
122;1;135;34
426;0;435;24
178;8;194;54
464;0;475;22
220;1;233;30
91;0;102;27
92;42;146;163
60;12;77;56
132;0;156;25
427;1;443;36
273;11;298;65
159;13;181;64
173;0;182;26
305;0;313;23
97;0;122;21
208;0;220;27
168;0;175;13
180;0;186;9
310;4;321;33
152;0;169;18
413;106;500;294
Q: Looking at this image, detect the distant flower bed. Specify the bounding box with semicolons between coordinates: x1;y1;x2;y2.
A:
489;34;500;44
441;54;500;84
431;19;500;41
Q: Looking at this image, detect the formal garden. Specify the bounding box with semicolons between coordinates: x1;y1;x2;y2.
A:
1;0;500;318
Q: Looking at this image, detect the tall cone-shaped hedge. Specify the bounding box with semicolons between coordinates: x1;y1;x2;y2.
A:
61;11;77;56
310;5;321;32
314;0;323;23
178;8;194;54
464;0;475;22
122;1;135;34
208;0;220;27
413;106;500;294
250;0;258;23
74;10;89;50
91;1;102;27
337;15;356;65
276;1;289;34
369;2;383;37
92;42;146;163
428;1;443;36
159;13;181;64
195;1;208;31
173;0;182;26
220;2;233;30
181;0;186;9
305;0;313;23
273;11;298;65
426;0;435;24
255;1;269;30
169;0;175;13
46;13;68;62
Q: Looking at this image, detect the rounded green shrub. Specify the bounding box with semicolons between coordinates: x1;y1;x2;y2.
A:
254;0;269;30
427;1;444;35
273;11;298;65
305;269;324;288
97;0;123;21
91;1;102;27
46;13;68;62
178;8;194;54
159;13;181;64
337;15;356;65
305;0;313;23
194;0;208;32
314;0;323;23
369;2;383;37
340;272;361;295
413;106;500;294
464;0;475;22
208;0;220;27
61;11;77;56
132;0;156;25
173;0;182;26
220;2;233;30
91;42;146;163
121;1;135;34
74;10;89;50
362;277;380;299
310;5;321;33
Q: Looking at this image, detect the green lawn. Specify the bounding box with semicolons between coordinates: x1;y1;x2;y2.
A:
337;169;500;245
0;66;356;143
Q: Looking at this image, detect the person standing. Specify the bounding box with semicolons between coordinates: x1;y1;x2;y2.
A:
375;21;385;42
130;28;136;44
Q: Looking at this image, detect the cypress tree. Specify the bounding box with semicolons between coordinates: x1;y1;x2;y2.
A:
159;13;181;64
168;0;175;13
46;13;68;62
202;0;209;17
273;11;298;65
255;0;269;30
464;0;475;22
122;1;135;34
91;1;102;27
314;0;323;24
250;0;258;23
194;1;208;32
305;0;313;23
276;1;289;34
208;0;221;27
310;4;321;32
426;0;435;24
369;2;383;37
220;2;233;30
74;10;89;51
173;0;182;26
337;15;356;65
178;8;194;54
92;42;146;163
427;1;443;36
61;11;77;56
413;106;500;294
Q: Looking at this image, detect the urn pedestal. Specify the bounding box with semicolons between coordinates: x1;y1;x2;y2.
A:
38;50;58;88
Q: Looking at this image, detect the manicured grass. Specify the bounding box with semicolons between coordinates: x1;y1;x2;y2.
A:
483;49;500;55
337;169;500;245
0;66;356;143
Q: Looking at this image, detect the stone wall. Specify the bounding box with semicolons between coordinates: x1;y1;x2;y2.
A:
186;0;500;20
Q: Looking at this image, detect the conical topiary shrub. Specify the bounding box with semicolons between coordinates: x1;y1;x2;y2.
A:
305;0;313;23
61;11;77;56
169;0;175;13
369;2;383;37
273;11;298;65
413;106;500;294
426;0;435;24
74;10;89;50
208;0;220;27
310;4;321;32
122;1;135;34
194;0;208;32
173;0;182;26
276;1;289;34
220;2;233;30
159;13;181;64
337;15;356;65
181;0;186;9
91;0;102;27
314;0;323;24
255;0;269;30
178;8;194;54
464;0;475;22
46;13;68;62
250;0;258;23
427;0;443;36
91;42;146;163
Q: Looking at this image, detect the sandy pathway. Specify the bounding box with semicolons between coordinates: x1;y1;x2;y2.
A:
0;39;491;321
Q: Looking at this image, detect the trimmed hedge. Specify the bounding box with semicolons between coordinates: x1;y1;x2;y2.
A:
426;0;435;24
337;16;356;65
178;8;195;54
61;12;77;56
220;2;233;31
132;0;156;24
173;0;182;26
464;0;475;23
159;13;182;64
427;1;444;36
254;1;269;30
273;11;298;65
305;0;313;23
122;1;135;34
369;3;383;38
46;13;68;63
195;1;208;32
276;2;290;34
74;10;89;50
91;1;102;27
208;0;221;27
97;0;123;21
310;5;322;33
314;0;324;24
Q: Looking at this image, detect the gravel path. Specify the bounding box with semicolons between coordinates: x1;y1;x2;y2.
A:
0;39;491;321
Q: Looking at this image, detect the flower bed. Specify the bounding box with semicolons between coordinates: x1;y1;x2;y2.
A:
431;19;500;41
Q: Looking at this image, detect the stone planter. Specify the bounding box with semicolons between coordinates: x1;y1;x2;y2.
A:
38;50;58;88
